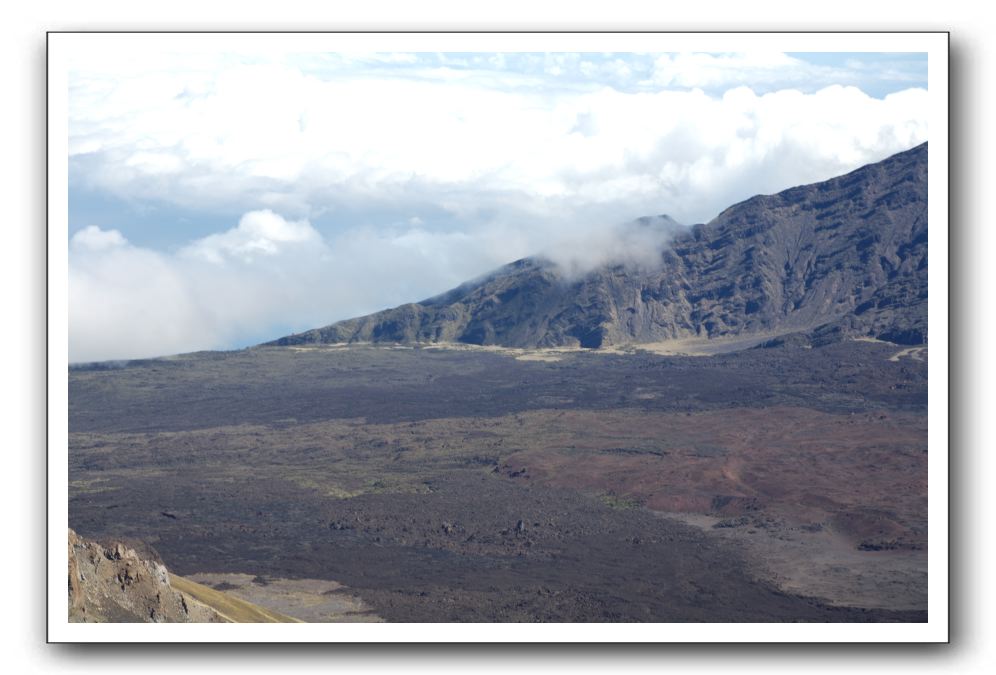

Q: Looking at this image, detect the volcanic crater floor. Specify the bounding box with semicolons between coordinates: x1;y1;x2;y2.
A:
69;340;928;622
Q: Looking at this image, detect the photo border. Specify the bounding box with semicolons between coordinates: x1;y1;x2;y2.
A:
47;30;950;644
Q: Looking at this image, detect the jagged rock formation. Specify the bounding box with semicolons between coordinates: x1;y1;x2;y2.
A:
271;143;927;349
68;528;224;623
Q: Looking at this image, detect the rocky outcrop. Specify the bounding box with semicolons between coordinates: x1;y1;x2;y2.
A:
68;529;224;623
270;143;927;349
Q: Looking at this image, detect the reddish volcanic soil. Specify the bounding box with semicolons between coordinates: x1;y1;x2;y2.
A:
499;407;926;547
495;406;927;609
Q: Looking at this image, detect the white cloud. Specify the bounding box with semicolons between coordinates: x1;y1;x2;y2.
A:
71;225;128;251
182;210;321;264
69;56;929;227
70;214;345;362
66;217;498;362
647;52;924;93
542;215;684;280
651;52;812;89
70;233;205;362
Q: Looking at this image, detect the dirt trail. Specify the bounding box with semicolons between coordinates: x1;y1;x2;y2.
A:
889;346;926;362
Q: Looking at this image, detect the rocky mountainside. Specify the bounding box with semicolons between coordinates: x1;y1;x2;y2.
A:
68;529;300;623
68;528;224;623
272;143;927;349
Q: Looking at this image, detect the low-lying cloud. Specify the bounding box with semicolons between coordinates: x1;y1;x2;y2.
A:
539;215;685;279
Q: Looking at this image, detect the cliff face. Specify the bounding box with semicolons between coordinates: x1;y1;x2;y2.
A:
271;143;927;349
660;141;928;346
68;529;224;623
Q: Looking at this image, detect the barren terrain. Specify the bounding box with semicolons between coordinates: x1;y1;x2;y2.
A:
69;339;927;622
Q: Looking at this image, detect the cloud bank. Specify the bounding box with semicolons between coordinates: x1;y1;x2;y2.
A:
70;56;927;227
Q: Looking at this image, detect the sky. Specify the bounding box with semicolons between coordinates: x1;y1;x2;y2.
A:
67;50;929;362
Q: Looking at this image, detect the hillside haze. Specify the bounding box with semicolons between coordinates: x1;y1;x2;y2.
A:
272;143;927;349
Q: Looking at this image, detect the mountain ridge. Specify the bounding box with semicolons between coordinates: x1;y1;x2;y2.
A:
270;143;927;349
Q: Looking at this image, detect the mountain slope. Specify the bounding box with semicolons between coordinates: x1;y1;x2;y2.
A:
271;143;927;349
68;529;299;623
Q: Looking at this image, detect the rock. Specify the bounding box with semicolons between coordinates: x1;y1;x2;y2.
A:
68;528;224;623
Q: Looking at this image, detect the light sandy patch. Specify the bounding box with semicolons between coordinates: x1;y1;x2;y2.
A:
280;331;836;359
185;572;382;623
514;352;564;362
654;511;926;611
284;344;353;352
419;342;510;353
889;346;926;362
170;574;301;623
627;341;707;357
421;341;578;361
419;338;775;359
853;336;893;345
625;332;782;356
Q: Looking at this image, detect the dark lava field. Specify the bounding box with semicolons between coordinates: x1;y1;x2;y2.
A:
68;339;928;622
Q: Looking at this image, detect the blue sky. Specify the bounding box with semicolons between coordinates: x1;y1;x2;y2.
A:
68;50;928;361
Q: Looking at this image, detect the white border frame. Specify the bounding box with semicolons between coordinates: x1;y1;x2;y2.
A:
47;31;949;643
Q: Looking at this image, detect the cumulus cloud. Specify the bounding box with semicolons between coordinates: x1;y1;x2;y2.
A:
67;213;498;362
71;225;128;251
182;210;321;264
70;233;205;362
70;213;341;362
69;56;928;227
